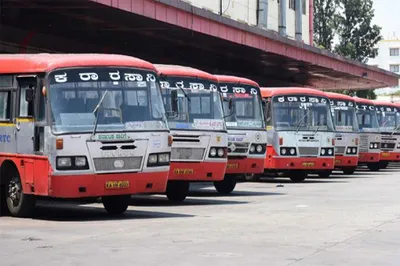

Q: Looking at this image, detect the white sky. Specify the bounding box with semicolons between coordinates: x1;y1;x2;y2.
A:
373;0;400;40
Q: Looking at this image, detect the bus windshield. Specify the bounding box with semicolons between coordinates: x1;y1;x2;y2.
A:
376;106;400;133
330;99;359;132
356;103;380;133
48;67;167;134
160;77;225;131
272;95;334;132
218;83;264;129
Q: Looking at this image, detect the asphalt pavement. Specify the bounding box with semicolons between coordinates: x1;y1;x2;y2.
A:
1;165;400;266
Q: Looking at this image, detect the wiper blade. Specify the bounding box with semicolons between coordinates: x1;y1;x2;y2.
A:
296;108;311;133
91;90;109;140
391;124;400;136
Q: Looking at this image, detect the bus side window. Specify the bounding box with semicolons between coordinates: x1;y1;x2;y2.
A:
19;82;35;118
0;91;11;121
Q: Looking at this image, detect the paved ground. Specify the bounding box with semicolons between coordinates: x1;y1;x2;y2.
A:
1;165;400;266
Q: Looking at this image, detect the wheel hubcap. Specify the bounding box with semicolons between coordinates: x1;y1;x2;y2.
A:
8;179;21;206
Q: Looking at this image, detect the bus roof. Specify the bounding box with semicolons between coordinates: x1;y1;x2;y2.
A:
352;97;376;105
371;100;399;108
0;54;156;74
154;64;218;82
260;87;328;98
325;92;355;102
214;75;259;87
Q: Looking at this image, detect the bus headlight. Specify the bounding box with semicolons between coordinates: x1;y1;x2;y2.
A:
290;148;296;155
217;148;225;157
321;148;326;155
147;153;170;167
328;149;333;155
210;148;217;157
347;148;352;154
256;145;263;153
148;154;158;164
374;143;378;149
75;157;87;167
352;148;357;154
370;143;374;149
250;145;255;153
57;157;71;168
281;148;287;155
158;153;170;163
280;147;296;156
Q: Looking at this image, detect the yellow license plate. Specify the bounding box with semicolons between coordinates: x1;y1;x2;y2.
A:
105;181;129;189
335;159;342;164
227;163;239;169
302;162;315;167
382;152;390;157
174;168;194;174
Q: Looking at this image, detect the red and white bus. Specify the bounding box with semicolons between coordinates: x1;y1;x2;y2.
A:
373;100;400;169
326;92;360;175
0;54;172;217
353;97;381;171
156;65;228;202
261;87;336;182
214;75;267;182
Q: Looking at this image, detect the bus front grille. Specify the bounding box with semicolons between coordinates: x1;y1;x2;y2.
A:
359;135;369;152
93;157;142;172
335;146;346;155
381;143;395;151
171;148;205;161
228;142;249;154
298;147;319;156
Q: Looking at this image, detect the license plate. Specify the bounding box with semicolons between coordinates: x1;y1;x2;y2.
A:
302;162;315;167
335;159;342;164
227;163;239;169
105;181;129;189
174;168;194;174
382;152;390;157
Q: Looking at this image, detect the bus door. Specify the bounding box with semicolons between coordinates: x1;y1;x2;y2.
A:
0;75;16;154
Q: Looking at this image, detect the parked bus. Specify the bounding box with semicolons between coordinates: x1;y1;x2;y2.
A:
373;100;400;169
326;92;360;175
261;87;336;182
214;75;267;182
156;64;228;202
0;54;172;217
353;97;381;171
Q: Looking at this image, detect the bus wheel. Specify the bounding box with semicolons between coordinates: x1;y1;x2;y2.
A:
102;195;130;215
318;170;332;178
214;175;237;194
379;161;389;169
166;181;189;202
289;171;307;182
6;170;36;218
342;167;356;175
0;185;9;216
367;162;380;172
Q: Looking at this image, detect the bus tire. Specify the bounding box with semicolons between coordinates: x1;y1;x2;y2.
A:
102;195;130;215
166;181;189;202
318;170;332;178
367;162;380;172
214;175;237;194
342;167;356;175
0;184;9;216
379;161;389;169
289;171;307;182
5;168;36;218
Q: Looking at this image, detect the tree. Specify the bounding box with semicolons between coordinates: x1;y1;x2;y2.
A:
313;0;338;51
334;0;382;63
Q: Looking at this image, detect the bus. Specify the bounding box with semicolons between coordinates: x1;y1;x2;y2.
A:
353;97;381;171
214;75;267;182
155;64;228;202
326;92;360;175
261;87;336;182
373;100;400;169
0;54;172;217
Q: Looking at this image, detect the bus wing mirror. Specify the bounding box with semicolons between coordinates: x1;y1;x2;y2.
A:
25;85;35;102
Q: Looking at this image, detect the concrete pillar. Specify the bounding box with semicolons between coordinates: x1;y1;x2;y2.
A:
295;0;303;42
258;0;268;29
279;0;287;36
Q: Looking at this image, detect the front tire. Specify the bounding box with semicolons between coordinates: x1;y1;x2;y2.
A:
289;171;307;182
6;170;36;218
102;195;130;215
367;162;380;172
318;170;332;178
166;181;189;202
0;185;9;216
379;161;389;169
214;175;237;194
342;167;356;175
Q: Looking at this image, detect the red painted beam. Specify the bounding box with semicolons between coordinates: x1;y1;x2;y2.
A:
90;0;398;89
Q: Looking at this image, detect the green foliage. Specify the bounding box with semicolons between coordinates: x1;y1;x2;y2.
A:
334;0;382;63
313;0;338;51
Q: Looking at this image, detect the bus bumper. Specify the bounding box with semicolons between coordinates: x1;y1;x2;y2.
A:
265;157;334;171
225;157;265;174
358;152;380;163
334;155;358;168
379;151;400;162
49;171;169;198
168;161;226;181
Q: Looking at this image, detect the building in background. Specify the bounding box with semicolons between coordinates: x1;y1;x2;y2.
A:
187;0;312;45
368;39;400;99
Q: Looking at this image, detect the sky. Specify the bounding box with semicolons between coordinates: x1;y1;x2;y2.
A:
372;0;400;40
